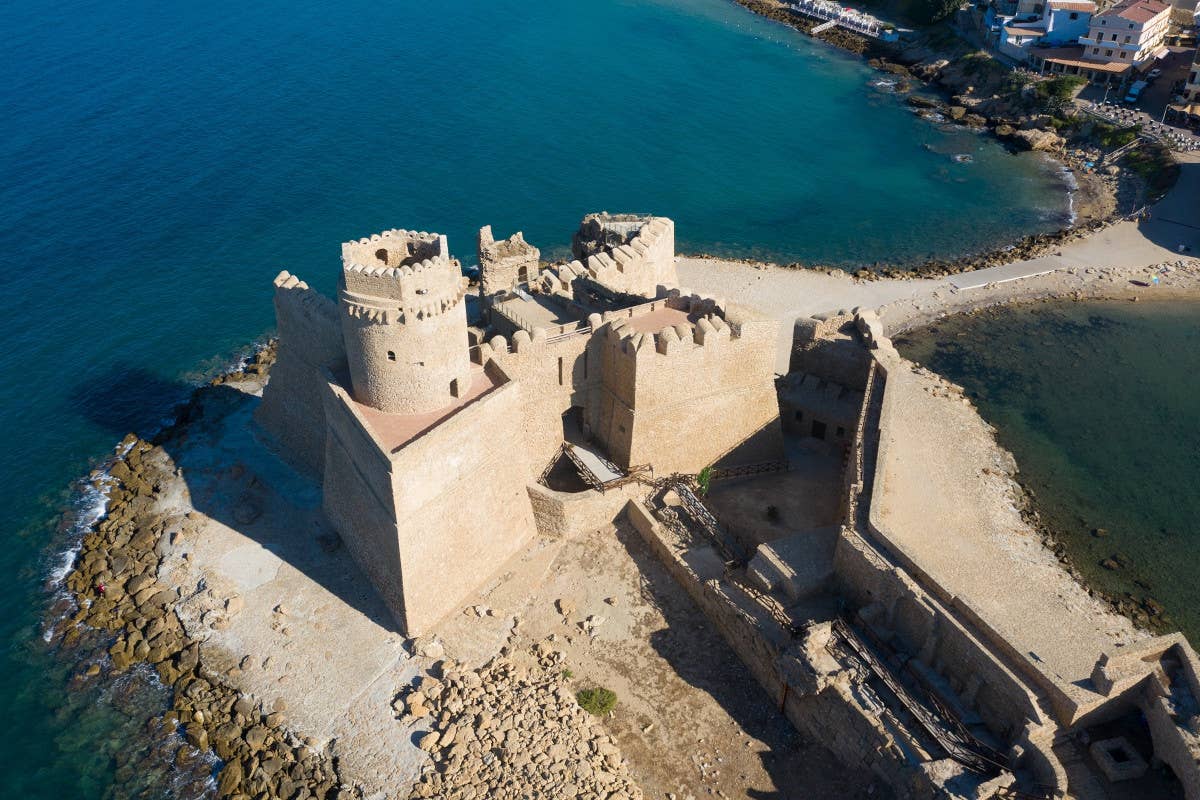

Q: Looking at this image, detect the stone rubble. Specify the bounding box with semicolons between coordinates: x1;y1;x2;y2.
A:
405;641;643;800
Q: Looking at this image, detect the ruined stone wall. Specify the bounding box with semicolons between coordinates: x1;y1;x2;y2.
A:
388;371;537;635
835;491;1049;744
254;271;344;476
526;482;642;539
790;312;872;390
596;303;783;475
627;500;938;798
569;215;678;299
340;249;472;415
477;225;539;297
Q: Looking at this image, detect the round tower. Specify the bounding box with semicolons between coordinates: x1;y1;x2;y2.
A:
339;229;472;415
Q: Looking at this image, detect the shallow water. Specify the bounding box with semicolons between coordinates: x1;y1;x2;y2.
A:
0;0;1070;795
896;298;1200;640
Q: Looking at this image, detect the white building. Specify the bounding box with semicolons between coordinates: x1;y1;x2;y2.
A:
1079;0;1172;69
999;0;1096;60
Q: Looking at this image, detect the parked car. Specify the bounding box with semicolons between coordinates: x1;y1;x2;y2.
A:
1125;80;1149;103
1147;68;1163;81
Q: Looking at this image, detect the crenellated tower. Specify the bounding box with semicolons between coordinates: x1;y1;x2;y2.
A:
338;229;472;415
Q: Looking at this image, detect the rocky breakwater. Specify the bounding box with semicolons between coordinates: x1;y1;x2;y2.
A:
57;347;354;800
404;641;643;800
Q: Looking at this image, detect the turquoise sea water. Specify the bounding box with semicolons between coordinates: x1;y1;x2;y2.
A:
0;0;1071;795
896;300;1200;642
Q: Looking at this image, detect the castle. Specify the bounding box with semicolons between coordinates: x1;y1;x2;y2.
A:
255;214;783;635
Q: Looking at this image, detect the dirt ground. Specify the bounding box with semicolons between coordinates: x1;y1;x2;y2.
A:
507;520;884;800
705;444;845;552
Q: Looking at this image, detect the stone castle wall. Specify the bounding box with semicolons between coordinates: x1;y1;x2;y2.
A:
477;226;539;297
567;215;678;299
320;372;407;621
321;362;536;635
254;271;344;475
386;366;536;635
484;327;602;480
596;301;784;475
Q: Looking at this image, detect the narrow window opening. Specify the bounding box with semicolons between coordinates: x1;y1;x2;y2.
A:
387;351;396;362
836;426;846;438
518;266;529;284
811;420;827;440
557;356;564;386
583;351;588;380
795;410;804;422
375;248;389;265
450;378;461;398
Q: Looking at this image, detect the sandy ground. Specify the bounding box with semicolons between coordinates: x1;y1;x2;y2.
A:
870;359;1144;695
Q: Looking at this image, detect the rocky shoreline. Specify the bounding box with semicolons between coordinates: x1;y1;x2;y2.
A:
48;343;649;800
52;346;357;800
724;0;1177;278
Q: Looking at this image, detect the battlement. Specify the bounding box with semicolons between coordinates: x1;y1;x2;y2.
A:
602;293;738;360
565;214;677;300
342;229;447;270
271;270;341;362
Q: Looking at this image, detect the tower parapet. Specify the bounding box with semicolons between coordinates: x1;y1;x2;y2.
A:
339;229;472;415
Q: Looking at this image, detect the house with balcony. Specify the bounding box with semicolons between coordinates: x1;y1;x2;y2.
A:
1031;0;1172;82
998;0;1096;60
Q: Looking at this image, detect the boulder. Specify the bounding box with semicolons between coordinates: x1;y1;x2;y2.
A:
1012;128;1063;152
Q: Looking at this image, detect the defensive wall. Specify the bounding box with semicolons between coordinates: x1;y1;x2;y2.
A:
256;214;786;638
594;295;784;476
321;359;536;635
254;271;344;476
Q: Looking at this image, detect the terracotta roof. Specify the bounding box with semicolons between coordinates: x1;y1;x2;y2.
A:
1036;45;1135;72
1048;0;1096;11
1097;0;1170;25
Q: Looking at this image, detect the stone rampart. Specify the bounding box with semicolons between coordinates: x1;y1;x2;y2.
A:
627;500;940;798
320;373;407;622
254;271;344;475
570;215;678;299
596;301;783;474
486;326;603;479
320;362;536;635
526;482;642;539
386;371;536;634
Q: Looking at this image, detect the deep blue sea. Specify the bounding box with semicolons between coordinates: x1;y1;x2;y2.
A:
0;0;1070;795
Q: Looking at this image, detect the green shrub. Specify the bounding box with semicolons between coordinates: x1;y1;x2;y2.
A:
576;687;618;716
696;466;713;497
1034;76;1086;111
1093;121;1138;148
